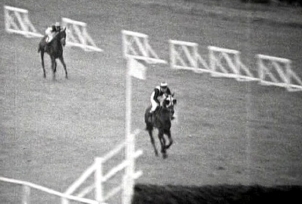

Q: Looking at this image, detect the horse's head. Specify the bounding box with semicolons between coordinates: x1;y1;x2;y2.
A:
58;27;67;46
162;93;177;116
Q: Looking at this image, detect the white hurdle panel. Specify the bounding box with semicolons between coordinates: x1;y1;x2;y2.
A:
122;30;166;63
209;46;257;81
169;40;209;73
62;130;143;204
61;17;103;52
257;54;302;92
4;5;43;38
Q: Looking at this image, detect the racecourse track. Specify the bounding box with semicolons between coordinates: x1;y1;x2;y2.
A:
1;0;302;203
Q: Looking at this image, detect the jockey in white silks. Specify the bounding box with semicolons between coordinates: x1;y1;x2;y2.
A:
45;22;61;43
150;82;172;114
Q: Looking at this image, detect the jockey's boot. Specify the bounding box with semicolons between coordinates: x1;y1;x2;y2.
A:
170;112;175;120
148;111;154;123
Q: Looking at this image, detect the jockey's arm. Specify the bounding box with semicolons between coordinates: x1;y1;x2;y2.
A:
45;27;52;35
152;89;160;103
166;87;171;95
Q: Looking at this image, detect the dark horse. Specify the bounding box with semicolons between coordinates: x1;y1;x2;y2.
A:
38;28;67;80
144;94;177;159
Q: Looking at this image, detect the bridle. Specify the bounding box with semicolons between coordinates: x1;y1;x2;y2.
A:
162;94;176;116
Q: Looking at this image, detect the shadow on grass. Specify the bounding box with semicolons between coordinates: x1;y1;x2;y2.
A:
133;183;302;204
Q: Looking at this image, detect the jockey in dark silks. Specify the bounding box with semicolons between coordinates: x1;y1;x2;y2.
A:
149;82;174;120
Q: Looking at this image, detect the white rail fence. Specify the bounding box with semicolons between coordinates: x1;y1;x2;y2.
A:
169;39;302;91
169;40;257;81
63;130;143;204
208;46;257;82
4;5;43;38
257;54;302;92
61;17;103;52
169;40;209;73
0;130;143;204
122;30;166;64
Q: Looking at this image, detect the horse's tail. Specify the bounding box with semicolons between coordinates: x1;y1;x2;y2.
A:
144;107;153;131
38;36;47;53
145;121;153;131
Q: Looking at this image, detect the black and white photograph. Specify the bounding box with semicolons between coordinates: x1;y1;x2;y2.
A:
1;0;302;203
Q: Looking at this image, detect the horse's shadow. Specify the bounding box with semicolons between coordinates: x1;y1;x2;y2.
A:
144;94;177;159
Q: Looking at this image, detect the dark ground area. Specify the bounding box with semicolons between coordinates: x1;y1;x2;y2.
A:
133;184;302;204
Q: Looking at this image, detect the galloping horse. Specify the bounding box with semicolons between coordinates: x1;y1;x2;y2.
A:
38;28;68;80
144;94;177;159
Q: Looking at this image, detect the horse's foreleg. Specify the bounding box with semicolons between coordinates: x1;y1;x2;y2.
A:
40;51;46;78
59;56;68;79
148;129;158;156
165;129;173;149
51;57;56;80
54;60;57;73
158;130;167;159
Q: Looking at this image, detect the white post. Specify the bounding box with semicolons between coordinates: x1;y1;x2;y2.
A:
94;158;104;203
193;45;198;68
286;60;291;87
122;32;128;58
123;58;134;204
22;185;30;204
4;7;9;32
235;52;240;75
257;56;263;82
144;37;149;58
209;48;215;72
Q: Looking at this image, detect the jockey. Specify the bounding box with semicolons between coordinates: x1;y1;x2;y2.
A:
55;22;61;32
149;82;172;118
45;22;60;43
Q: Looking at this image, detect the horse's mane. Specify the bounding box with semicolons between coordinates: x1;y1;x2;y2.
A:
52;29;64;41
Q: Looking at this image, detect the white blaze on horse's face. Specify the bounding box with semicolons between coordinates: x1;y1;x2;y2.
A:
165;95;176;108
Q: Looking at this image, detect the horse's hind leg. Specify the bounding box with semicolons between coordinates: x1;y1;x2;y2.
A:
40;51;46;78
59;56;68;79
158;130;167;159
51;57;56;80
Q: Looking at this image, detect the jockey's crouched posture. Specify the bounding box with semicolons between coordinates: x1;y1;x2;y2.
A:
149;82;174;121
45;22;61;43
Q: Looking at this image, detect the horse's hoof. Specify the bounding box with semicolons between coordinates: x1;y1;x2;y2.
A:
165;144;172;149
162;153;167;159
